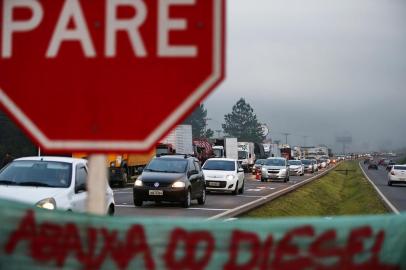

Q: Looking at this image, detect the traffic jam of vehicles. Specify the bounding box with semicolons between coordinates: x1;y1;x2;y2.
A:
0;124;343;214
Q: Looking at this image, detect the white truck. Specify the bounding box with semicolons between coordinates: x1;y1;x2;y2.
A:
212;138;238;160
238;142;255;172
157;125;194;155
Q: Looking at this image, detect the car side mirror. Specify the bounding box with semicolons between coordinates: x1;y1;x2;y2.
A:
137;167;144;174
238;168;244;173
189;170;198;176
75;183;86;193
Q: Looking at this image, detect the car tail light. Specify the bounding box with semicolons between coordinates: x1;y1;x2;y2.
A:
390;171;395;175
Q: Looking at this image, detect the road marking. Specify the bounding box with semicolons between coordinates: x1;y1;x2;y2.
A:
246;189;262;192
237;195;264;198
359;162;400;215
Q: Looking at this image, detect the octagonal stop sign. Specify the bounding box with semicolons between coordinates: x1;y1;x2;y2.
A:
0;0;225;152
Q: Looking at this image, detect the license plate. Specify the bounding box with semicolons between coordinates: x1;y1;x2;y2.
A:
149;190;163;196
209;182;220;187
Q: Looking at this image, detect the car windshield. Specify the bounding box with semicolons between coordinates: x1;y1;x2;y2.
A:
0;160;72;188
288;160;301;165
144;158;187;173
255;159;265;165
301;160;311;165
265;159;285;166
238;151;248;159
213;149;223;158
203;160;235;171
394;166;406;170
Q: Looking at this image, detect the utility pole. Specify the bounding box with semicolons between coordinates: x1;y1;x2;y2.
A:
282;133;291;145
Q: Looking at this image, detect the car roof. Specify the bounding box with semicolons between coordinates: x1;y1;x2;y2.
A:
267;157;286;160
14;156;85;164
206;158;236;162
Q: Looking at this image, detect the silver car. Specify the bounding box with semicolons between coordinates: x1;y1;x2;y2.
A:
261;157;289;182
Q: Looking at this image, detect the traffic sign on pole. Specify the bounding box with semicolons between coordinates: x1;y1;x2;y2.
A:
0;0;226;153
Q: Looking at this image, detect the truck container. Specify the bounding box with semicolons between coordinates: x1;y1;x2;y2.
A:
157;125;194;155
212;138;238;160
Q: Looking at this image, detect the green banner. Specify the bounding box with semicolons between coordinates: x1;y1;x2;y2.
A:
0;199;405;269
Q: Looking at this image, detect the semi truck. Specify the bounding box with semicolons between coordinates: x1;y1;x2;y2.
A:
238;142;255;172
193;139;214;164
212;138;238;160
156;125;194;156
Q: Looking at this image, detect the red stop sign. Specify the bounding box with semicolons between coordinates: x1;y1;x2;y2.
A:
0;0;225;152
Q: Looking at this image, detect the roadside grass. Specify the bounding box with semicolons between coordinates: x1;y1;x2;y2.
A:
242;161;389;218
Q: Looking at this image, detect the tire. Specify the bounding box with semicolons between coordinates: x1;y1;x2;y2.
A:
197;188;206;205
239;180;244;194
261;177;266;182
108;204;115;216
232;182;238;195
119;171;128;188
134;198;143;207
182;189;191;208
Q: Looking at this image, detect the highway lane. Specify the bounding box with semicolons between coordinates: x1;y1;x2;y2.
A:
113;168;331;218
360;162;406;212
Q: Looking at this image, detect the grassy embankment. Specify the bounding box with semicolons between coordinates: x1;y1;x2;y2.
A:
243;161;389;218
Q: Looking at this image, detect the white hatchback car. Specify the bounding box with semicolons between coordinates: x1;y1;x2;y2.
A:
202;158;245;195
0;156;115;215
388;165;406;186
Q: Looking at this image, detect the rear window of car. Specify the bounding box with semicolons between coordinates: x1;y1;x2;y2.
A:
394;166;406;170
0;160;72;188
288;160;301;165
202;160;235;171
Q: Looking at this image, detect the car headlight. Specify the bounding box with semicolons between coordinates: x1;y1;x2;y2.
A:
226;175;235;181
281;169;287;173
36;198;56;210
262;168;267;172
134;179;143;187
172;181;186;188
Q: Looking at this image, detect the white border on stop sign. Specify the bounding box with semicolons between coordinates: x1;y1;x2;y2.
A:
0;0;224;152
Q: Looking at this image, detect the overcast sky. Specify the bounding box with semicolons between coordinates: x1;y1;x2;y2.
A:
204;0;406;153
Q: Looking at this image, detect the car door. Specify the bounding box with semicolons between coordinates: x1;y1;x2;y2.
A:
194;161;205;192
237;162;244;188
71;164;87;212
188;161;199;198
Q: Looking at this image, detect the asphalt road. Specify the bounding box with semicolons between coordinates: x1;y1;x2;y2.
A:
360;162;406;212
113;168;331;219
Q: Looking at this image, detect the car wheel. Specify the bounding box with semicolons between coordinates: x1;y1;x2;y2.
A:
198;188;206;205
239;180;244;194
108;204;115;216
182;189;191;208
134;198;143;207
232;182;239;195
261;177;266;182
119;172;128;188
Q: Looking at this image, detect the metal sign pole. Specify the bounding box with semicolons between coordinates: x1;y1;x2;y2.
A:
87;154;107;215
